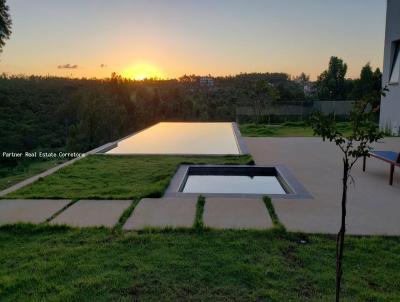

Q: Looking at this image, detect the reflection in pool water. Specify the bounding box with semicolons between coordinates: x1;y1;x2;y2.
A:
106;122;240;155
182;175;286;194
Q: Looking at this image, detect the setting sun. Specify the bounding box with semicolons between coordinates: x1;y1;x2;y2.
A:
121;62;164;80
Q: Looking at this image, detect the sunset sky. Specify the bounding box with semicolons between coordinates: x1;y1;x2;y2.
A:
0;0;386;80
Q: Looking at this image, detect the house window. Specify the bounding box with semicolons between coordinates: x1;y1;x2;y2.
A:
389;41;400;84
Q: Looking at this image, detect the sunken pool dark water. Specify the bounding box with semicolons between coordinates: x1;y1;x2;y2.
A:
182;175;286;194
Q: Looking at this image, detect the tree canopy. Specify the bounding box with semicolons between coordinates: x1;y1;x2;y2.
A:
0;0;12;53
316;56;349;100
350;63;382;106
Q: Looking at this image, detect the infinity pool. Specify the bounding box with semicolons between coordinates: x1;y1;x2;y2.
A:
106;122;242;155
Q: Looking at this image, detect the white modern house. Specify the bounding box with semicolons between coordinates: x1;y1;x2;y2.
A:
380;0;400;135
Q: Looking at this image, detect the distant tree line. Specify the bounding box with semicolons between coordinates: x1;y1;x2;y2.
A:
0;56;382;169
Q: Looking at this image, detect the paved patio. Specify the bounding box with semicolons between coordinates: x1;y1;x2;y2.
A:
50;200;132;227
203;197;273;229
123;197;197;230
245;137;400;235
0;199;71;225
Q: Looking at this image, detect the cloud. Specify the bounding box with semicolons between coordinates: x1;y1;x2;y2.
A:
57;64;78;69
100;64;107;68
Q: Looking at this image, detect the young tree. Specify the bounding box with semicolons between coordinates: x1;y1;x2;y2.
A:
310;89;385;302
0;0;12;53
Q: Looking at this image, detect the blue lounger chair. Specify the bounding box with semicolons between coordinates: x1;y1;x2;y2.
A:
363;151;400;185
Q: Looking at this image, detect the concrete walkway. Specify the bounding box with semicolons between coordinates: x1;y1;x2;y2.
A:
246;137;400;235
123;197;197;230
203;197;273;229
50;200;132;228
0;199;71;225
0;196;274;230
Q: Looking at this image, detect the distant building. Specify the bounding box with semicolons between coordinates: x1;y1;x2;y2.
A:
303;83;316;96
380;0;400;135
199;76;214;87
293;77;315;96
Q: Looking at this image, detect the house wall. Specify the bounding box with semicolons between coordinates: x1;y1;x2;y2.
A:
380;0;400;135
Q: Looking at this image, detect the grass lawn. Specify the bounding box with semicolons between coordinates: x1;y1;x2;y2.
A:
4;155;253;199
0;160;64;191
239;122;353;137
0;225;399;301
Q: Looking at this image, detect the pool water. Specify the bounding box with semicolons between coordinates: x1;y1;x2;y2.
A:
182;175;286;194
106;122;241;155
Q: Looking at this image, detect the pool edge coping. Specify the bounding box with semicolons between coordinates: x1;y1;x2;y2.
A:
232;122;250;155
164;164;313;200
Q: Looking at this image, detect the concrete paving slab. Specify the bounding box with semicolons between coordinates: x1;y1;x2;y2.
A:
203;197;273;230
50;200;131;228
270;198;340;234
0;199;71;225
246;137;400;235
123;197;197;230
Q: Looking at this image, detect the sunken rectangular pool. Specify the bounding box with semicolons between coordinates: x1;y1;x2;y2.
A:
183;166;286;194
166;165;312;199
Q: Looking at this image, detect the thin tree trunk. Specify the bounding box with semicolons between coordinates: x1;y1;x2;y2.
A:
336;158;349;302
